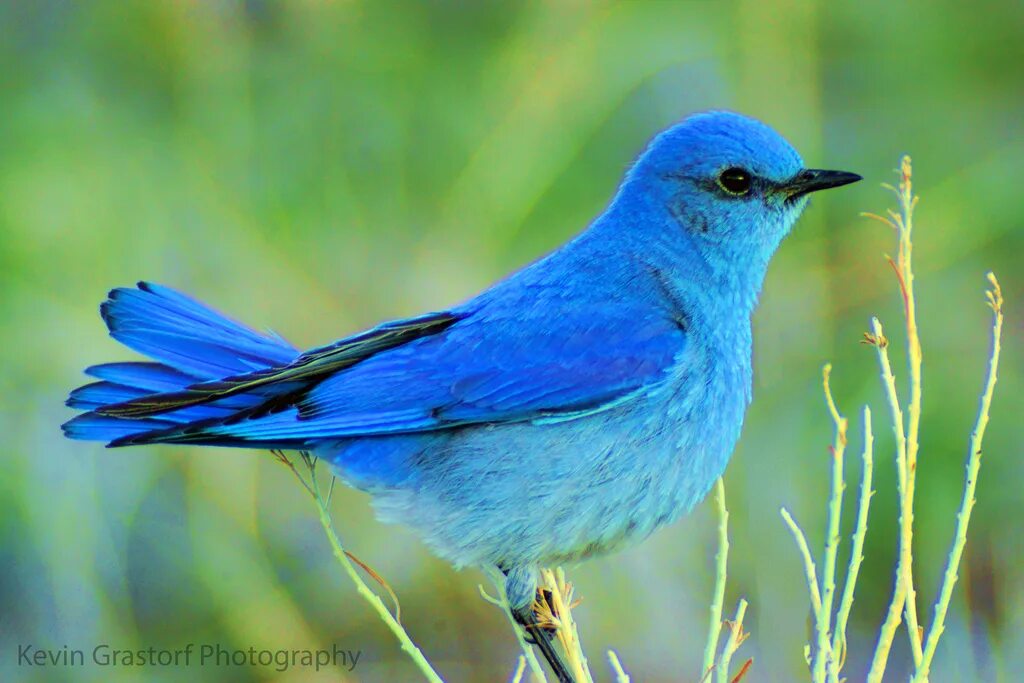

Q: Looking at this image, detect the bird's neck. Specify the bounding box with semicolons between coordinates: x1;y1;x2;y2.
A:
589;192;773;327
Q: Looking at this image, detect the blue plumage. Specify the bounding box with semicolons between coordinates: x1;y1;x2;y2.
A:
62;112;860;644
63;282;300;442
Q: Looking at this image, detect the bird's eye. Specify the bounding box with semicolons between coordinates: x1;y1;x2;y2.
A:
717;167;752;196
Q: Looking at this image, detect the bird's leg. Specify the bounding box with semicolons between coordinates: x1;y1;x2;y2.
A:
512;592;575;683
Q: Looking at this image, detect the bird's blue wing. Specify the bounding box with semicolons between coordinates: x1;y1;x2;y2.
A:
162;302;684;445
103;300;685;447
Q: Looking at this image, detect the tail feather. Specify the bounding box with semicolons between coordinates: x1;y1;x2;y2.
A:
63;282;299;446
62;414;181;442
100;282;296;377
68;381;249;417
86;362;201;390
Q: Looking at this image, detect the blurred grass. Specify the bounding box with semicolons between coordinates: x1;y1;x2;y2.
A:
1;1;1021;681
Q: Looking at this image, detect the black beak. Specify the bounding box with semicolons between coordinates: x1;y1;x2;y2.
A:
782;168;862;201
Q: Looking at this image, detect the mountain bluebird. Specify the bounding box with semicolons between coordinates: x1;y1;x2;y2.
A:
64;111;859;680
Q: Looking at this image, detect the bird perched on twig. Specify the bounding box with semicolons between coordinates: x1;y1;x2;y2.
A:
63;111;860;682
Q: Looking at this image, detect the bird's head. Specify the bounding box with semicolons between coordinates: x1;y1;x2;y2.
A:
614;111;860;293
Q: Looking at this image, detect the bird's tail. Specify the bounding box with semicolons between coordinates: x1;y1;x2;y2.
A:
62;282;300;446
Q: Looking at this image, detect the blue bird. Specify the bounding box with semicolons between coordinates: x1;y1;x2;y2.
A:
63;111;859;680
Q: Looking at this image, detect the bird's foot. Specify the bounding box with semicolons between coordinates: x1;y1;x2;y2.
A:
513;591;575;683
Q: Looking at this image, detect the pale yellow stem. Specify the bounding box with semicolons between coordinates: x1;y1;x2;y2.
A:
831;407;874;678
511;656;527;683
816;365;848;683
895;156;925;666
781;506;829;680
702;478;730;680
540;567;594;683
716;599;749;683
913;275;1004;682
608;650;631;683
866;316;918;680
307;463;445;683
781;508;823;619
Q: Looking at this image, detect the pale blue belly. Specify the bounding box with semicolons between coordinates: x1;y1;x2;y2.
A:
327;346;750;570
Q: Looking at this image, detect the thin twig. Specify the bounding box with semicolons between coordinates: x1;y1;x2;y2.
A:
868;157;932;681
716;600;749;683
479;584;504;607
342;546;402;624
326;476;337;507
831;406;874;677
540;568;594;683
912;274;1004;682
511;655;527;683
487;569;549;683
730;658;754;683
607;650;631;683
816;365;848;683
272;449;315;498
865;317;913;682
280;452;444;683
894;157;925;666
781;506;826;671
702;478;730;679
781;508;823;618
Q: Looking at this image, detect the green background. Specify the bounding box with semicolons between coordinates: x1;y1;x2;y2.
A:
2;1;1021;681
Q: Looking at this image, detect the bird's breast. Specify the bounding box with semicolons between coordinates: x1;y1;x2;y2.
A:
520;331;754;565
